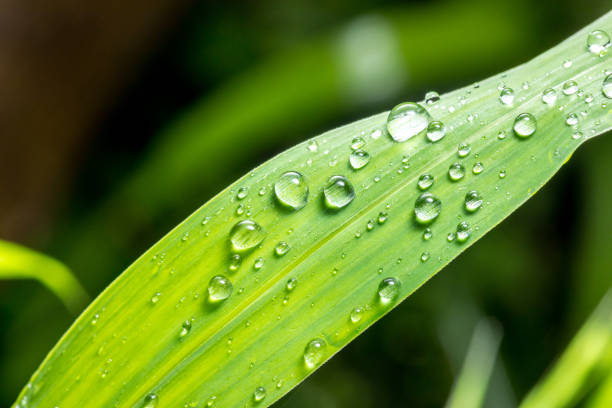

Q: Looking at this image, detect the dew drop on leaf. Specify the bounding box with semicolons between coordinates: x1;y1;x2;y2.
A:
420;251;430;262
465;191;483;213
323;175;355;209
378;277;401;304
457;143;471;158
304;338;327;369
417;173;434;190
562;80;578;95
350;307;364;323
499;87;515;105
386;102;432;142
602;74;612;99
456;221;471;242
542;88;557;105
180;320;192;338
236;187;248;200
286;277;297;291
472;162;484;175
426;120;446;142
208;275;233;303
350;136;366;150
566;113;579;126
229;254;242;271
425;90;440;105
253;386;267;403
423;227;432;240
587;29;610;54
274;171;309;211
229;220;266;252
275;241;290;256
349;150;370;170
414;193;442;224
253;257;264;270
513;113;537;138
448;163;466;181
144;393;158;408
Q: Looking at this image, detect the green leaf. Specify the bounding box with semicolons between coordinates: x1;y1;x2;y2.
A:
0;240;89;315
13;11;612;408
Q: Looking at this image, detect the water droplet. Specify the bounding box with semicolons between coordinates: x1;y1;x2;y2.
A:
414;193;442;224
497;131;506;140
542;88;557;105
562;80;578;95
417;173;434;190
307;140;319;152
274;171;309;211
566;113;579;126
386;102;431;142
423;228;432;240
253;257;264;270
229;254;242;271
457;143;471;158
230;220;266;252
350;307;364;323
351;136;366;150
253;387;267;403
602;74;612;98
426;121;446;142
349;150;370;170
304;338;326;369
425;91;440;105
275;241;290;256
366;219;375;231
447;232;456;242
465;191;483;213
498;170;506;179
236;187;248;200
378;211;388;224
572;131;583;140
448;163;466;181
499;87;515;105
562;59;572;68
513;113;537;138
180;320;192;338
378;277;401;304
144;394;158;408
286;277;297;291
420;251;430;262
208;275;233;303
206;396;217;407
370;128;382;139
587;29;610;54
456;221;471;242
151;292;161;304
323;175;355;210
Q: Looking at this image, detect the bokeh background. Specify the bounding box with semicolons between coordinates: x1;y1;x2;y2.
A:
1;0;611;406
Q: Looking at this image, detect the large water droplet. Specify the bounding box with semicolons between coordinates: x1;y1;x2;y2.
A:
513;113;537;138
448;163;466;181
349;150;370;170
323;175;355;209
230;220;266;252
414;193;441;224
426;121;446;142
417;173;434;190
456;221;471;242
274;171;309;211
464;191;483;213
587;29;610;54
253;387;267;403
378;277;401;304
602;74;612;99
208;275;233;303
144;394;158;408
542;88;557;105
386;102;432;142
499;87;515;105
304;338;326;369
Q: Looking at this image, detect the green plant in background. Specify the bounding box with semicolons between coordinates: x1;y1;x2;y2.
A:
11;10;612;408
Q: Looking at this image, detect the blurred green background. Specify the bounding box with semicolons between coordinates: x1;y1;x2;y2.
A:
0;0;610;406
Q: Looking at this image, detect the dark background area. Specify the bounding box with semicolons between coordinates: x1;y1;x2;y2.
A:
0;0;610;406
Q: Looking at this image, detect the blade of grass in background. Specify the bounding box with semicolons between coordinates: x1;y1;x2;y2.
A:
0;240;88;315
13;10;612;408
445;318;502;408
587;370;612;408
520;289;612;408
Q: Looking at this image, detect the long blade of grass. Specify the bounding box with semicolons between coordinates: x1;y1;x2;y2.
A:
520;288;612;408
13;11;612;408
0;240;89;315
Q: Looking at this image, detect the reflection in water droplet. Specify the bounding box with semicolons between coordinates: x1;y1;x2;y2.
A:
253;257;264;270
229;254;242;271
253;387;267;403
304;338;327;369
457;143;471;158
414;193;442;224
426;121;446;142
420;252;430;262
229;220;266;252
180;320;192;338
208;275;233;302
448;163;466;181
562;80;578;95
274;171;309;211
350;307;364;323
499;87;515;105
425;91;440;105
566;113;579;126
386;102;432;142
513;113;537;138
542;88;557;105
472;162;484;175
286;277;297;291
378;277;401;304
349;150;371;170
587;29;610;54
351;136;366;150
275;241;290;256
323;176;355;209
417;173;434;190
236;187;248;200
465;191;483;213
456;221;471;242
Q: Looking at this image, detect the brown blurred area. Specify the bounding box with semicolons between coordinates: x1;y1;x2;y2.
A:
0;0;191;242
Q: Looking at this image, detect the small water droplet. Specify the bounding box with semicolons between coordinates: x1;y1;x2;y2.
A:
206;396;217;407
572;131;583;140
602;74;612;98
351;136;366;150
447;232;456;242
513;113;537;138
457;143;471;158
378;211;388;224
307;140;319;152
286;277;297;291
208;275;233;303
426;121;446;142
562;80;578;95
562;59;573;68
144;393;158;408
587;29;610;54
420;251;430;262
498;170;506;179
370;128;382;139
448;163;466;181
151;292;161;304
423;228;432;240
425;91;440;105
349;150;370;170
378;277;401;304
414;193;442;224
323;175;355;210
253;387;267;403
350;307;364;323
274;171;309;211
472;162;484;175
275;241;290;256
456;221;471;242
497;130;506;140
304;338;326;369
566;113;579;126
386;102;432;142
229;254;242;271
253;257;264;270
230;220;266;252
499;87;515;105
236;187;248;200
417;173;434;190
465;191;483;213
180;320;192;338
542;88;557;105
